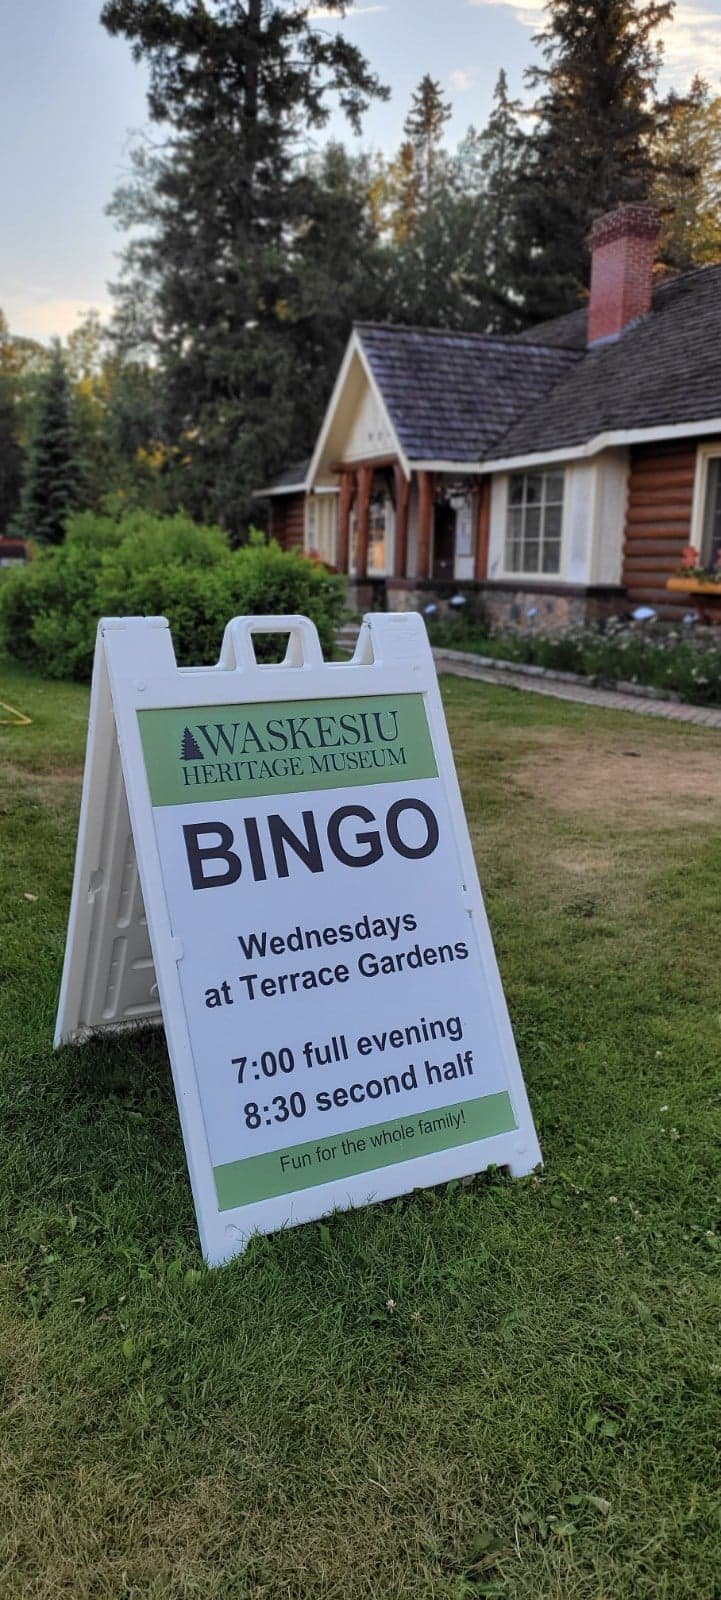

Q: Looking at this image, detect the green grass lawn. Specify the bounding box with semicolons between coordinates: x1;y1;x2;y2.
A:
1;656;720;1599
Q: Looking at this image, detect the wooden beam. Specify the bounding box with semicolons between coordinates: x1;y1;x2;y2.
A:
625;522;693;540
330;453;398;473
355;464;374;580
626;503;693;524
336;470;355;574
475;479;491;581
393;464;410;578
417;470;434;580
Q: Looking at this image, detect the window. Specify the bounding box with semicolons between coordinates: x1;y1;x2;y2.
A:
367;493;390;574
349;492;394;576
453;495;474;559
701;456;721;568
505;470;564;575
305;493;337;566
305;495;317;551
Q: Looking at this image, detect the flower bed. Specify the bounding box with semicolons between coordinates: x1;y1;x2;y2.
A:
426;617;721;707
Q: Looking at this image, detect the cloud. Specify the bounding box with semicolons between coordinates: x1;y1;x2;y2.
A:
449;68;475;90
468;0;544;23
0;295;111;343
468;0;721;84
307;4;386;17
661;3;721;81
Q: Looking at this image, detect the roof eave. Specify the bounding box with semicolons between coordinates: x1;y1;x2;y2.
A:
252;481;308;499
307;331;412;487
408;460;488;474
479;416;721;473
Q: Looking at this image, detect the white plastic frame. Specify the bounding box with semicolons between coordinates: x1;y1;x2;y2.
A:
56;611;541;1264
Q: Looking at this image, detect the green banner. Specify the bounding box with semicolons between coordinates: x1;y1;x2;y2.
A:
138;693;437;806
213;1092;516;1210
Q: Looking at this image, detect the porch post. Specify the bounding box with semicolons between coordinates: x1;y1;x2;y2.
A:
417;470;434;580
336;469;355;574
475;478;491;581
355;464;373;580
393;463;410;578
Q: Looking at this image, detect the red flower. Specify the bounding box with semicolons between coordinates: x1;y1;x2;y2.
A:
681;545;699;569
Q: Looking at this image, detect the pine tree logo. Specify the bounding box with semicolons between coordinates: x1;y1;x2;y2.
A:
181;727;204;762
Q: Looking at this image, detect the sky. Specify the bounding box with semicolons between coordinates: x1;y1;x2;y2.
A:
2;0;721;343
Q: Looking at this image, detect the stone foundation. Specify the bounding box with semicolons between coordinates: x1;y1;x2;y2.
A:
346;578;625;630
481;584;624;632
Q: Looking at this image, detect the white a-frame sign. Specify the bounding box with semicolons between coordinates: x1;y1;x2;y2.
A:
56;612;541;1264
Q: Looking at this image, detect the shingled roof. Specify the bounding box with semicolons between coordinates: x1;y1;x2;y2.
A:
355;324;582;463
258;261;721;496
492;265;721;459
513;307;588;350
257;458;311;494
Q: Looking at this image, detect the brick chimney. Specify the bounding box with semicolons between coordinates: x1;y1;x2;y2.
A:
587;203;660;345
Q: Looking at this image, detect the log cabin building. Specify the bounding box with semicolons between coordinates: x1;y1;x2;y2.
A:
256;203;721;624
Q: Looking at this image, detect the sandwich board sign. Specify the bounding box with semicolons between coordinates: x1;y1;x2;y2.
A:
56;612;541;1264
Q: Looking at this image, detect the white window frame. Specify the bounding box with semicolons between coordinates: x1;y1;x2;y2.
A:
501;468;567;580
305;491;338;567
305;494;318;552
690;443;721;565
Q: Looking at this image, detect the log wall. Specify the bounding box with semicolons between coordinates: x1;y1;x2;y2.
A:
268;493;305;551
622;442;699;612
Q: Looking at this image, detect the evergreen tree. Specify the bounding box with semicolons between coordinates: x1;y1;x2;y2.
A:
101;0;388;532
0;380;23;536
384;140;422;244
290;142;387;420
653;75;721;270
382;183;504;329
15;343;82;545
403;75;452;209
0;313;25;535
478;70;525;302
511;0;674;321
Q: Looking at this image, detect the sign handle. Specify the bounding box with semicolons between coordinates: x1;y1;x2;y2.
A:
219;614;324;672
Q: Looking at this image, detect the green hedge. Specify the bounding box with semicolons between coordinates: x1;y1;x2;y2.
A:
0;511;346;680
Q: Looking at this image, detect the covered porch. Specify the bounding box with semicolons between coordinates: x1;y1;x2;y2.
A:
330;456;491;609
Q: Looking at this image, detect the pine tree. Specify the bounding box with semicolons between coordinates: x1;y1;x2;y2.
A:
511;0;674;321
15;343;82;545
290;142;387;421
101;0;388;532
477;70;525;305
403;75;452;209
0;313;24;535
653;75;721;270
384;140;422;244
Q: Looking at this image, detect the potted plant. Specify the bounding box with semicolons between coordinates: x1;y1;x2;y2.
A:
666;546;721;595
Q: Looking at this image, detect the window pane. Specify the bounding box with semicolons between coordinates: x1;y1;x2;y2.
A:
525;505;541;539
703;460;721;567
542;539;561;574
368;495;388;572
544;504;563;539
544;473;564;504
507;506;523;540
523;541;540;572
455;497;473;557
505;537;521;571
525;474;542;505
368;537;386;573
509;474;524;506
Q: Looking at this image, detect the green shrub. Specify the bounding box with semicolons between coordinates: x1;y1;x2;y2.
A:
0;510;346;680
